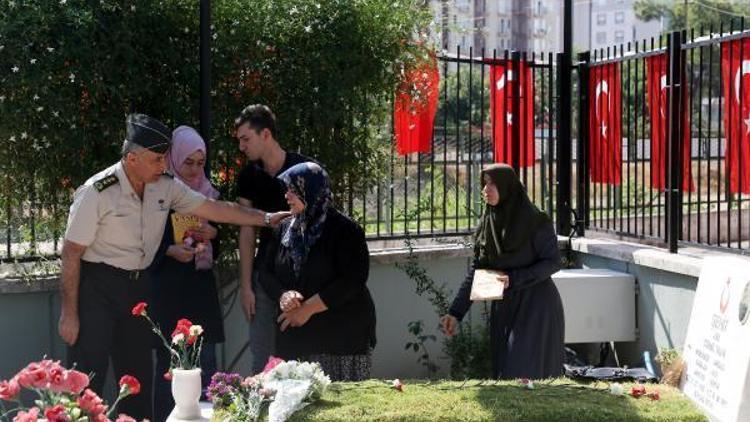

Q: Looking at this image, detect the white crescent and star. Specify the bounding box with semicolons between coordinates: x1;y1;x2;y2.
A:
659;74;668;119
733;59;750;135
495;70;513;91
496;69;521;125
595;80;610;137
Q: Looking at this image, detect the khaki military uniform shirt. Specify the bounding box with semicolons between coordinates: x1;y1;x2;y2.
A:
64;161;206;270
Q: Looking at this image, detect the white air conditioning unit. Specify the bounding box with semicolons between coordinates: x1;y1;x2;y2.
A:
552;268;637;343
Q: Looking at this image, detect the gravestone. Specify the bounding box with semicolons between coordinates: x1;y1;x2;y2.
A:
681;257;750;422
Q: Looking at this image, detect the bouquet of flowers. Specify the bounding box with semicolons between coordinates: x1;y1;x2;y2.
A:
207;357;330;422
131;302;203;377
0;359;142;422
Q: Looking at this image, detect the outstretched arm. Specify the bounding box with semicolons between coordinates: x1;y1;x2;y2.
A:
191;199;290;227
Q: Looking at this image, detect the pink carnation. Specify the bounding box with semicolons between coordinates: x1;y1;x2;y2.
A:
47;366;67;393
77;388;108;416
16;361;51;389
0;377;21;401
64;370;90;395
13;407;40;422
261;356;285;375
115;414;136;422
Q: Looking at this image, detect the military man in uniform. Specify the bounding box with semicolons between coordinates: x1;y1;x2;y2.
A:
58;114;289;420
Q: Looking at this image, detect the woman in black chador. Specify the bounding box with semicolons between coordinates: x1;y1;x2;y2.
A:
441;163;565;379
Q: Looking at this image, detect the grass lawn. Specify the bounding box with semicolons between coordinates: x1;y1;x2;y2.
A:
288;379;707;422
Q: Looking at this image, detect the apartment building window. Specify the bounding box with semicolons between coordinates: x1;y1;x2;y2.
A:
615;11;624;24
596;32;607;44
597;13;606;25
614;30;624;43
497;0;508;14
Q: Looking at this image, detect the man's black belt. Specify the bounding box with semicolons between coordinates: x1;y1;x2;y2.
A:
81;261;145;281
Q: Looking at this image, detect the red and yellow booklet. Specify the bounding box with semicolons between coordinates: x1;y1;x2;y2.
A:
171;213;201;244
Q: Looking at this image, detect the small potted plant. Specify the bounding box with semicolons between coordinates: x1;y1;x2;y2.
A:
655;348;684;387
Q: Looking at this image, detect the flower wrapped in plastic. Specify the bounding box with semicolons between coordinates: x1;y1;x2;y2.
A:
208;357;330;422
262;360;331;401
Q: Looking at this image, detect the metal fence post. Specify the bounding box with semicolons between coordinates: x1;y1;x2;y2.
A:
200;0;212;176
556;52;573;235
667;30;684;253
576;52;591;236
511;50;522;173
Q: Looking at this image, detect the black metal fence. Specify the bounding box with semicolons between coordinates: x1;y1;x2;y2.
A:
6;23;750;260
347;48;562;241
578;23;750;254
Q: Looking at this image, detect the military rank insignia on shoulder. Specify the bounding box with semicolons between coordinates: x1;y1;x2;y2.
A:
93;175;119;192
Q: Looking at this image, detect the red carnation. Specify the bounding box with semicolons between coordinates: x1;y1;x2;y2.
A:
131;302;147;317
119;375;140;396
630;384;646;398
44;404;69;422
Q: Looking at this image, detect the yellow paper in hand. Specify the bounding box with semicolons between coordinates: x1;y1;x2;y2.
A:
470;269;507;301
171;213;201;244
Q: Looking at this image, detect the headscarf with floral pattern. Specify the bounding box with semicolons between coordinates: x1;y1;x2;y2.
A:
277;162;333;277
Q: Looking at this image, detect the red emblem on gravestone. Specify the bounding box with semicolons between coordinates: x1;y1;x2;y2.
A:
720;278;731;314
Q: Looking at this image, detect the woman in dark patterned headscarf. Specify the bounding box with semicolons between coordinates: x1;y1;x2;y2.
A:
257;162;376;381
441;163;565;379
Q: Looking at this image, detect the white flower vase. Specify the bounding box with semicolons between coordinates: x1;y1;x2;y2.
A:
171;368;202;420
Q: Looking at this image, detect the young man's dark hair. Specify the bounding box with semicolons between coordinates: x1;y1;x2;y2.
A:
234;104;277;138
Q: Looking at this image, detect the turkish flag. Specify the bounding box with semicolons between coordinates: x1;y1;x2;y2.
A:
588;63;622;185
489;61;535;166
645;54;694;191
721;38;750;194
394;59;440;155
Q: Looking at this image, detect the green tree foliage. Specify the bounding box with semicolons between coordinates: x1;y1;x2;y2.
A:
634;0;750;33
0;0;431;251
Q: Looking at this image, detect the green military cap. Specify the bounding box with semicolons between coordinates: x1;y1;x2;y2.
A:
125;113;171;154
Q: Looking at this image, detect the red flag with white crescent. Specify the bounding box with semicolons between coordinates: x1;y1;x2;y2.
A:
489;61;534;167
645;53;694;191
588;62;622;185
721;38;750;194
394;59;440;155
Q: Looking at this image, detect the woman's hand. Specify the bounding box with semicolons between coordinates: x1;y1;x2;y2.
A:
280;290;304;312
194;223;218;240
277;306;314;331
440;314;458;337
496;271;510;290
167;244;196;263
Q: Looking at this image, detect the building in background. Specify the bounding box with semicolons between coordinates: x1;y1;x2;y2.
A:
432;0;562;55
430;0;663;56
573;0;664;53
